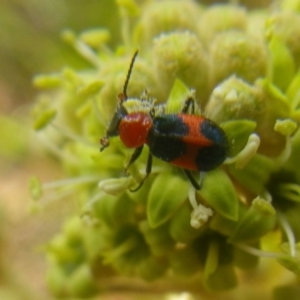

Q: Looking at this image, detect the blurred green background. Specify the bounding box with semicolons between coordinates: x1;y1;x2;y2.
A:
0;1;121;299
0;0;121;113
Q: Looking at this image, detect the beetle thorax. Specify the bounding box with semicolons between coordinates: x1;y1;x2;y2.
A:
119;112;153;148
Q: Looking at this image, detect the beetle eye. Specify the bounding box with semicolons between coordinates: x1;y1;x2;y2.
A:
106;106;127;137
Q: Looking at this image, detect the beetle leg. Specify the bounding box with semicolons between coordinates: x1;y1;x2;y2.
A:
130;152;153;192
124;145;144;173
199;171;205;188
183;169;205;190
181;96;195;114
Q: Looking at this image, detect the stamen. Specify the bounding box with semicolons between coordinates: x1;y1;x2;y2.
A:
37;188;75;207
234;243;282;258
278;213;296;257
225;133;260;168
51;123;96;148
74;39;102;68
84;191;105;209
189;186;214;229
278;183;300;203
37;176;100;207
188;186;198;210
275;136;292;166
36;133;77;163
43;175;100;190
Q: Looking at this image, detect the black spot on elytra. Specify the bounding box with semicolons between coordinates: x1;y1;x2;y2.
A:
147;115;188;162
195;119;228;171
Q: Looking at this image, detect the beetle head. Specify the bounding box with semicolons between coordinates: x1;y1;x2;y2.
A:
100;51;139;151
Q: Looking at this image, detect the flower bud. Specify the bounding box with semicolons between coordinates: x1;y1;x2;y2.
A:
99;177;133;195
48;233;83;265
77;80;104;101
79;28;110;48
209;31;268;87
206;76;261;122
206;77;291;156
229;197;276;243
136;0;201;47
137;256;168;281
153;32;210;102
33;74;62;89
197;4;247;47
32;105;57;131
274;119;297;136
63;216;83;244
68;264;97;297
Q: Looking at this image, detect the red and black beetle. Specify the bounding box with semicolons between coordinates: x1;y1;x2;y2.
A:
100;51;229;191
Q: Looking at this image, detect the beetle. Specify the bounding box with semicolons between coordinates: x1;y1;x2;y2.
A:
100;51;229;191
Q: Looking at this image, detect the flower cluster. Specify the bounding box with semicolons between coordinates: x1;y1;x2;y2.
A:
31;0;300;298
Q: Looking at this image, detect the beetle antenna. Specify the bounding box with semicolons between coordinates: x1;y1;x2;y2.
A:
122;50;139;101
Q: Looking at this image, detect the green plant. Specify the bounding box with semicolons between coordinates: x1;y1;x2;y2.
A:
31;0;300;298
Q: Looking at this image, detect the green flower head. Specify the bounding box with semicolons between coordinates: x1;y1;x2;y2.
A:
32;0;300;298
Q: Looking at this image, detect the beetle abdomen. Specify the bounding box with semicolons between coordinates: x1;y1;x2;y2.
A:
147;114;228;171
